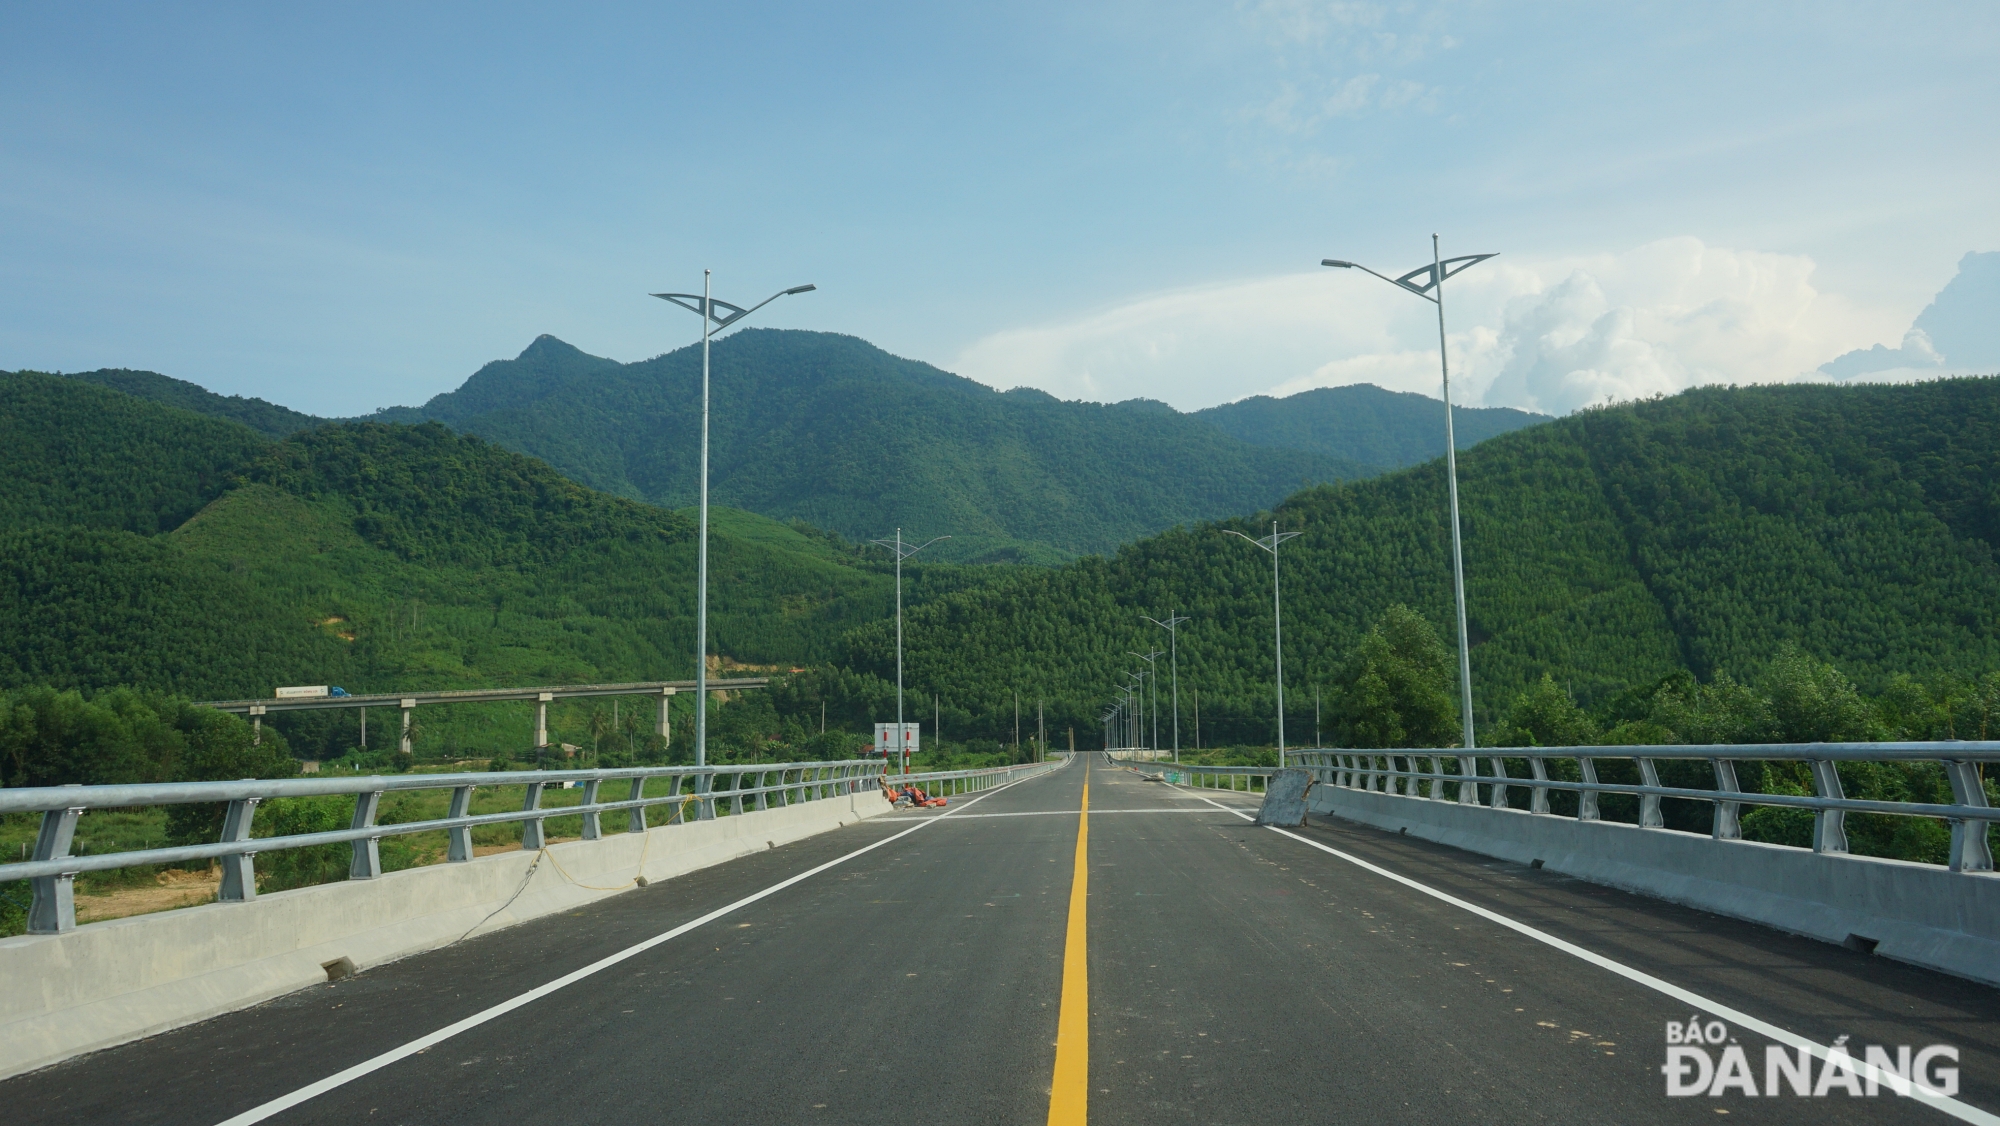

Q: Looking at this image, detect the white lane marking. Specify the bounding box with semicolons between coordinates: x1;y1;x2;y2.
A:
211;770;1060;1126
877;809;1235;820
1182;790;1998;1126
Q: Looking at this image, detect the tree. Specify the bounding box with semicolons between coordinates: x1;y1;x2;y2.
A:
1759;644;1874;743
1328;605;1460;749
1496;674;1599;747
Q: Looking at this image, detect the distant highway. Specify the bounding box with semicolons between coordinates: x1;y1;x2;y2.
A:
9;754;1995;1124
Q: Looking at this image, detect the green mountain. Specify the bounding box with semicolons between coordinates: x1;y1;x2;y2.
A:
855;378;2000;747
1192;383;1547;469
48;343;1537;565
370;330;1375;563
61;368;323;439
0;371;964;759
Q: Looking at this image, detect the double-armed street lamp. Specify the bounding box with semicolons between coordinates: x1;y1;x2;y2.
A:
653;275;816;767
1124;672;1146;751
1143;613;1189;763
1226;522;1302;767
868;530;950;773
1129;651;1163;753
1322;237;1495;751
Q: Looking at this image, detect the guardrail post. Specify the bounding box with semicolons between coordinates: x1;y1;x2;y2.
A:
1577;757;1600;821
1943;760;1994;872
217;798;259;902
1428;755;1445;801
448;785;476;862
1709;760;1742;840
730;772;747;817
27;797;82;934
754;770;770;811
1528;758;1550;814
1808;759;1849;853
349;791;383;879
627;777;648;834
520;782;547;850
1458;755;1479;805
696;771;716;820
1804;759;1848;852
1488;757;1510;809
1636;758;1664;828
579;779;602;840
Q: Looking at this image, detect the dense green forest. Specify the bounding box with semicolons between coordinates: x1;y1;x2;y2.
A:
63;368;322;438
0;372;1002;764
11;369;2000;774
853;378;2000;751
359;331;1375;562
48;338;1552;565
1192;383;1545;469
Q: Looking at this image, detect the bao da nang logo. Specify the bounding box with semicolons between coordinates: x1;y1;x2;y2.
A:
1663;1018;1959;1098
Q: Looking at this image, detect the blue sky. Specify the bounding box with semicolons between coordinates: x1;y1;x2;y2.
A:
3;2;1995;415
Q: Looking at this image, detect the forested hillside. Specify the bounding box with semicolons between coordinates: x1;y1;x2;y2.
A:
1193;383;1546;469
55;367;324;438
848;378;2000;749
370;330;1374;562
0;374;988;760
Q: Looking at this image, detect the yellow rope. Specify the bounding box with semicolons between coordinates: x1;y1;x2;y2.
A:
537;803;659;892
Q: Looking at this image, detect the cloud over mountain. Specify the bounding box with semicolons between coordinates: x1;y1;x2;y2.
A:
955;238;1898;415
1820;251;2000;379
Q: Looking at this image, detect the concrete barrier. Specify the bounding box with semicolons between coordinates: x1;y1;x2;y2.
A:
0;789;893;1080
1307;785;2000;987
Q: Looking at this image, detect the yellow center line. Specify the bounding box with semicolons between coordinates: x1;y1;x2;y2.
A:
1048;764;1089;1125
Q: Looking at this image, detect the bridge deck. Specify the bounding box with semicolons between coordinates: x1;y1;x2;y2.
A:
7;754;1995;1124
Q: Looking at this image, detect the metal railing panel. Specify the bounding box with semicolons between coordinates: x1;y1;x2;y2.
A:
2;757;1064;934
1289;744;1999;874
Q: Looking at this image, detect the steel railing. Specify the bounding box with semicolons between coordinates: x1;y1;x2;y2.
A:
876;758;1065;803
2;757;1063;935
1295;743;1999;874
1106;752;1275;793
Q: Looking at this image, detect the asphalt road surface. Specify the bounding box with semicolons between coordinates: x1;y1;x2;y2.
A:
8;753;1997;1125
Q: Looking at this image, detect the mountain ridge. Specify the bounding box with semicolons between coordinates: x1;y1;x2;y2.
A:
22;332;1546;563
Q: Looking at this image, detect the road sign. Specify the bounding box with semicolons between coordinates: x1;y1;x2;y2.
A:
874;722;919;763
876;724;920;756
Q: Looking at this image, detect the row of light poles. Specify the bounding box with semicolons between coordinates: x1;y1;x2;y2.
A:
1109;237;1491;764
662;235;1488;768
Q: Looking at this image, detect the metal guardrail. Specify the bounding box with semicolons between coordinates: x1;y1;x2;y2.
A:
1295;743;1999;874
2;757;1060;935
1106;753;1275;793
880;759;1063;802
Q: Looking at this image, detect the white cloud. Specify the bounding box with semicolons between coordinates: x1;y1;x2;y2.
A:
952;237;1910;415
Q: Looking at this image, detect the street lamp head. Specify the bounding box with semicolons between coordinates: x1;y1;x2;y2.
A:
1321;259;1356;269
785;284;817;295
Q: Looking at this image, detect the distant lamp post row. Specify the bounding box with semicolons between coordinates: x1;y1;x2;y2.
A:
1323;237;1493;752
652;277;815;767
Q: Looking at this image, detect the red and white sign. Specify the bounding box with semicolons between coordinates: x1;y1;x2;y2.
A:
873;722;920;760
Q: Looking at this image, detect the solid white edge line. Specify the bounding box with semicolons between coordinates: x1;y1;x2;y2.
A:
1178;787;1997;1126
212;761;1068;1126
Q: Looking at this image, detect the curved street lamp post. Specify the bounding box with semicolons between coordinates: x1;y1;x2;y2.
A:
1322;238;1495;751
1143;614;1189;763
652;277;815;768
1226;522;1302;767
1129;651;1163;754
